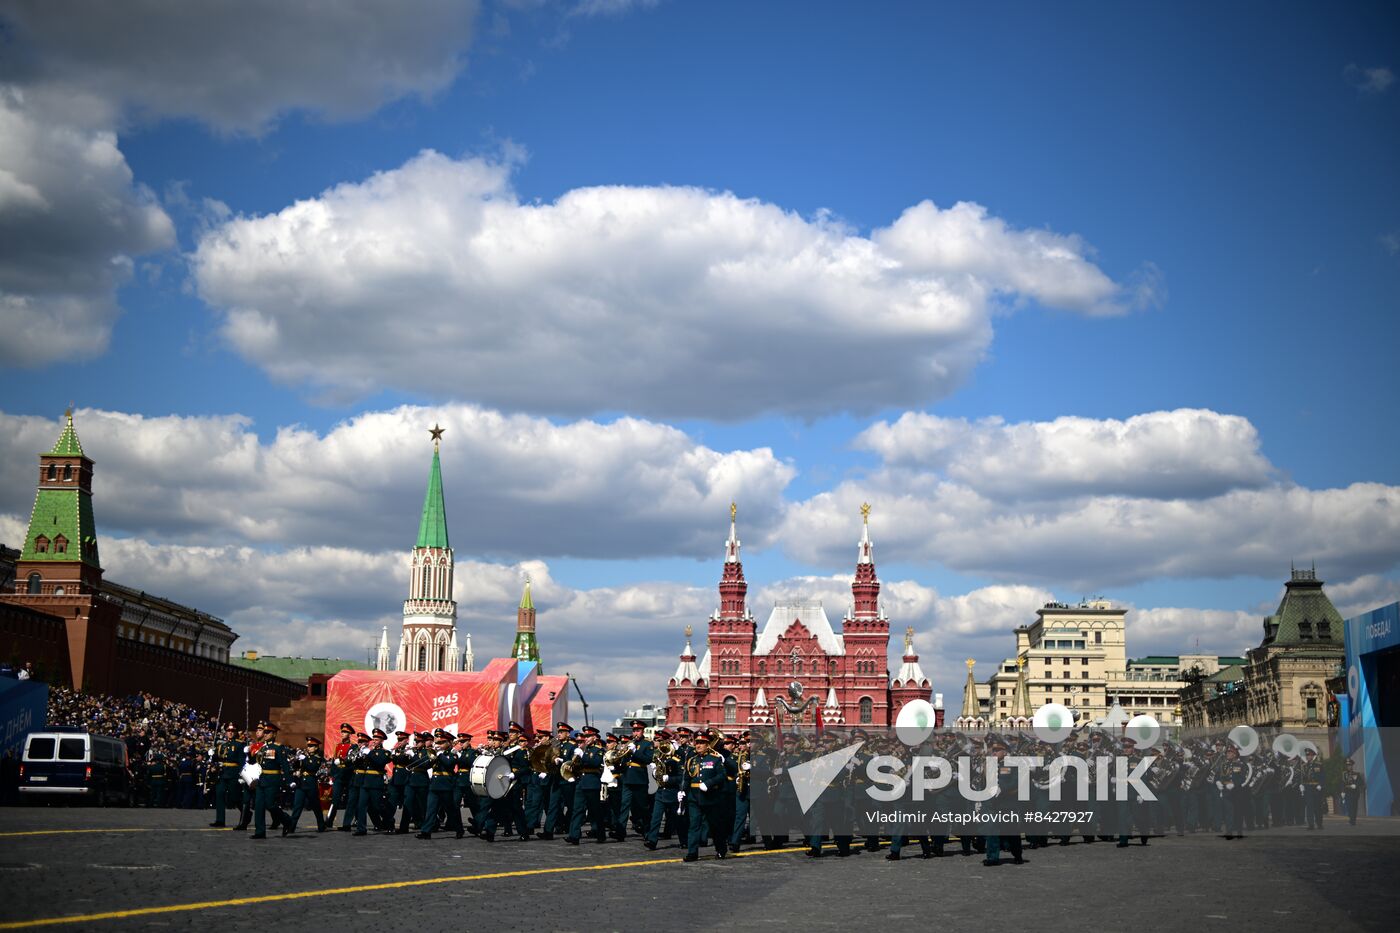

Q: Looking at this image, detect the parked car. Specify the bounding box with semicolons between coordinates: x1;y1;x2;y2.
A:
20;730;131;806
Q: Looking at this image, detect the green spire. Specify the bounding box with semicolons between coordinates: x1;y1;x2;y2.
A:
49;408;84;456
22;411;100;568
415;445;450;549
519;578;533;610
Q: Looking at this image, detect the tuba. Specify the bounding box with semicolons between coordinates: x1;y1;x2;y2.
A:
601;741;628;801
652;737;675;786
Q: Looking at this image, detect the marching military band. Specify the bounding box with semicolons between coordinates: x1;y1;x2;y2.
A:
206;719;1351;863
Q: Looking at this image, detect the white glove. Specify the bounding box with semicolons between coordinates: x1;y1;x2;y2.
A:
1215;781;1224;790
774;767;784;776
538;773;547;782
573;747;584;758
553;757;563;764
699;782;708;792
567;777;576;783
741;762;751;771
1226;782;1235;791
677;790;686;802
627;742;636;752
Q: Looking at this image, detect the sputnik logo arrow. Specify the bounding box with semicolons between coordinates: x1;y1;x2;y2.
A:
789;740;864;814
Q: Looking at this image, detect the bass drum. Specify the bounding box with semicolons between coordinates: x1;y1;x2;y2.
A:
469;754;515;800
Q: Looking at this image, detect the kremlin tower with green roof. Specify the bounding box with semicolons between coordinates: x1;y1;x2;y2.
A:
513;577;541;669
385;424;461;672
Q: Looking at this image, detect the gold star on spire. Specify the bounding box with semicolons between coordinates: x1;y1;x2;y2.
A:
730;501;737;522
429;423;445;449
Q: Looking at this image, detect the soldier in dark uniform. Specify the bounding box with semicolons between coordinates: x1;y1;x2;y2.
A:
683;732;731;862
566;726;608;845
210;724;243;827
1300;747;1325;830
1342;758;1365;825
396;733;430;834
981;737;1023;865
251;724;289;840
286;735;327;835
522;729;555;838
176;746;198;808
1218;743;1251;840
146;748;168;808
620;719;654;840
547;722;575;837
1114;737;1150;846
387;731;412;831
453;733;480;835
645;728;683;850
417;730;464;839
354;728;391;835
338;732;368;831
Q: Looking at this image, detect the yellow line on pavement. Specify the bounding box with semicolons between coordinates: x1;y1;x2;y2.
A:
0;828;232;838
0;845;812;929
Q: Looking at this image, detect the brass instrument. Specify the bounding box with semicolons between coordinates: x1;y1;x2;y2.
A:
559;756;577;781
652;737;676;786
528;737;561;778
600;740;629;801
734;744;751;795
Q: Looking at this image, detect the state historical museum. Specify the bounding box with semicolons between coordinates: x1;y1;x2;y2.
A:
664;505;932;729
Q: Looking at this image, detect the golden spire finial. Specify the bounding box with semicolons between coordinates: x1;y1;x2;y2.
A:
684;624;693;638
860;501;871;524
429;423;445;449
1016;655;1026;670
965;658;975;671
730;501;737;522
65;403;74;425
904;626;914;651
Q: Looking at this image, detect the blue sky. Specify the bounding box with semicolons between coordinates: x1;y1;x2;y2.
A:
2;1;1398;721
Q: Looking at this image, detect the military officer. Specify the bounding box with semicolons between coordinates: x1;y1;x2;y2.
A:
1300;747;1325;830
547;722;575;837
566;726;608;845
354;728;391;835
619;719;654;840
453;733;481;835
147;748;169;808
387;731;412;831
645;729;684;850
285;735;327;835
417;730;465;840
729;731;753;854
251;724;289;840
1217;743;1252;840
338;732;369;831
209;723;243;827
1342;758;1365;825
326;722;354;826
684;731;731;862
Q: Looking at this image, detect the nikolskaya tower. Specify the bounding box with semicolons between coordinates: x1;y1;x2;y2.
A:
378;424;462;672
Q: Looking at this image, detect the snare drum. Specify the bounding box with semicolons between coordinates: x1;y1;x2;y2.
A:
469;753;515;799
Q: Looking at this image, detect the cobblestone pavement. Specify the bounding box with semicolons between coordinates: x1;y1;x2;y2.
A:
1;808;1398;931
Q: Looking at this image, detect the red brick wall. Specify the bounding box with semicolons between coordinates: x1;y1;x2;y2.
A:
0;600;71;685
111;640;304;727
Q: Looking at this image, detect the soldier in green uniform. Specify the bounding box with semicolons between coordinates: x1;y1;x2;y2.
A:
547;722;575;837
1300;747;1325;830
209;724;243;827
566;726;608;845
354;728;391;835
453;733;480;835
416;729;464;839
387;731;412;831
338;732;368;831
251;724;289;840
645;729;683;850
146;748;168;808
619;719;654;840
1342;758;1365;825
285;735;327;835
1218;743;1251;840
684;732;731;862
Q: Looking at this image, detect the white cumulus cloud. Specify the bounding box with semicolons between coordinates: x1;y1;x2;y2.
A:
856;408;1275;500
0;404;793;560
191;150;1143;419
0;89;174;366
